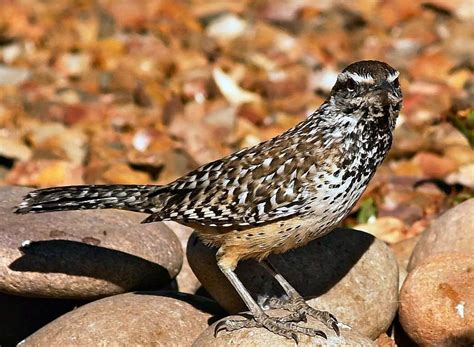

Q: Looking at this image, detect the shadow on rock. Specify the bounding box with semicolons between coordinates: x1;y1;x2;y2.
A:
187;228;376;313
0;292;88;346
9;239;172;290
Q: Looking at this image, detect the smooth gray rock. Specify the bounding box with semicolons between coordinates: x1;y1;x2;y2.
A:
0;186;183;299
22;292;219;347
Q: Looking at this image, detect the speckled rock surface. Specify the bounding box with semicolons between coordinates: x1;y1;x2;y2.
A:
22;291;218;347
408;199;474;271
193;309;375;347
399;253;474;346
188;228;399;339
0;186;183;299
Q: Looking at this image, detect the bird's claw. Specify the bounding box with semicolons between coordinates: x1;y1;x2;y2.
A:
265;295;341;336
214;313;328;342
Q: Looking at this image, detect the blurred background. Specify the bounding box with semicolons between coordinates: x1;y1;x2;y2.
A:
0;0;472;243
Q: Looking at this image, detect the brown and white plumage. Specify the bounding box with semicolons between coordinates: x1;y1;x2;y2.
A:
15;60;403;341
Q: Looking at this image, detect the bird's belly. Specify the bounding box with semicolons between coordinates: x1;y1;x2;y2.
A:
195;172;371;266
211;216;337;266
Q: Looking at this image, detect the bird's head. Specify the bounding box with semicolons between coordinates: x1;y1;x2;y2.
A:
329;60;402;126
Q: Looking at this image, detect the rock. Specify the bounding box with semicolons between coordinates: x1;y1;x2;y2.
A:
399;253;474;346
374;333;396;346
165;221;201;294
355;216;406;243
0;292;86;346
408;199;474;271
194;309;375;347
0;186;183;299
187;228;399;339
21;292;219;346
0;65;30;85
390;235;420;271
0;136;32;162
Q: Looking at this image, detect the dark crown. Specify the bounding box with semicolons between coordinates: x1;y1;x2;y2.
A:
342;60;398;81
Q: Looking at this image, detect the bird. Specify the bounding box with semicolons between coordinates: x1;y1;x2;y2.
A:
15;60;402;342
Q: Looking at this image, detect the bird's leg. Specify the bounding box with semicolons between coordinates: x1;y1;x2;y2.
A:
261;260;341;336
214;251;328;341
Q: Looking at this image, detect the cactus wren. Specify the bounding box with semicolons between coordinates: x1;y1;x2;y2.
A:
16;60;402;341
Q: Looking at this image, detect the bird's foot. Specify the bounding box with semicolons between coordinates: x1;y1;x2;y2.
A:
214;311;328;342
264;295;340;336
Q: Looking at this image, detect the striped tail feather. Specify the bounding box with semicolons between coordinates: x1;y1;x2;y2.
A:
14;184;164;214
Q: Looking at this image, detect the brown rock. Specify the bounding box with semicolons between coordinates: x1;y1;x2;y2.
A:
399;253;474;346
165;221;202;294
0;186;183;299
390;235;420;271
187;228;399;339
414;152;458;178
408;199;474;271
374;333;396;347
194;309;375;347
22;292;218;346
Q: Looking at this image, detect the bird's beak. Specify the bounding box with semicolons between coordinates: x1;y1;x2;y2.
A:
376;80;395;95
374;81;401;104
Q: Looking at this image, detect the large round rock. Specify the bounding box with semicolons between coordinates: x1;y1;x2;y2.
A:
399;253;474;346
0;186;182;299
194;309;375;346
408;199;474;271
21;292;218;346
187;228;399;339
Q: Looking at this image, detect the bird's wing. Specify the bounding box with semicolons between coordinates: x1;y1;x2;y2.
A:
142;128;324;227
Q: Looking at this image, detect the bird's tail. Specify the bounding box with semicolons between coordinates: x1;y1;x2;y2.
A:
14;185;164;214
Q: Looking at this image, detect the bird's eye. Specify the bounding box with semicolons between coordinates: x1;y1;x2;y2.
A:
346;78;357;91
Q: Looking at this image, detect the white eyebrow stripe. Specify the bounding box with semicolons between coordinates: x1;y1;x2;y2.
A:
387;71;400;82
343;71;375;84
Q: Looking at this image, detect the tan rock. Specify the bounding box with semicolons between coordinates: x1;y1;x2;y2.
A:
187;228;399;339
374;333;396;347
0;186;183;299
390;235;420;271
399;253;474;346
408;199;474;271
194;309;375;347
165;221;201;294
414;151;458;178
22;292;216;346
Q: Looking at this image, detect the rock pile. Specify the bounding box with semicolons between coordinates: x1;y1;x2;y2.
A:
2;186;472;346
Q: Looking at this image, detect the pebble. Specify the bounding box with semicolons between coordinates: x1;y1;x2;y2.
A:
0;186;183;299
187;228;399;339
390;235;420;271
399;253;474;346
21;292;218;346
408;199;474;271
0;65;30;85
